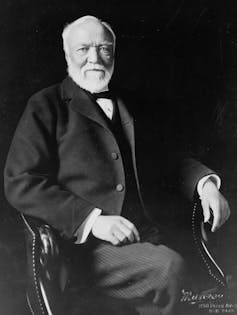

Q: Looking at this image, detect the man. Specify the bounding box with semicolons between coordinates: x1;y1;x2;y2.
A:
4;16;230;314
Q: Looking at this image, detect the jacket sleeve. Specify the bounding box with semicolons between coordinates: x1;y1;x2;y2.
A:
4;94;95;240
178;157;218;200
156;114;218;200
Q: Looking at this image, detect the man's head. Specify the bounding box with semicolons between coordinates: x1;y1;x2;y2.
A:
62;16;115;93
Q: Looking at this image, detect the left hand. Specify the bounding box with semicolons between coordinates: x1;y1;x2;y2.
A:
200;179;230;232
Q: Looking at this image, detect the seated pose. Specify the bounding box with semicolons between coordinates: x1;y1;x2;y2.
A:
4;16;230;315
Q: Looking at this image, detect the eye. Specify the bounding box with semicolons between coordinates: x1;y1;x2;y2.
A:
99;45;112;56
76;46;89;54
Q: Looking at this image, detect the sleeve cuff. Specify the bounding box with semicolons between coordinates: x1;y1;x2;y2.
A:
197;174;221;198
74;208;102;244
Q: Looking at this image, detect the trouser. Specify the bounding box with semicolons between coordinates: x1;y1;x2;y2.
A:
70;225;187;315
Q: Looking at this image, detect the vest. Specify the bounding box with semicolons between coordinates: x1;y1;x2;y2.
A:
109;102;148;228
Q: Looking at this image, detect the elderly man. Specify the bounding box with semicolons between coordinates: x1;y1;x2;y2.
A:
4;16;230;314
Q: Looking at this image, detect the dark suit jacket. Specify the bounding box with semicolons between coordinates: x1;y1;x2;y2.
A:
4;76;214;239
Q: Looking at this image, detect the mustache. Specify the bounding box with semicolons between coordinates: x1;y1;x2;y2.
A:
83;65;106;72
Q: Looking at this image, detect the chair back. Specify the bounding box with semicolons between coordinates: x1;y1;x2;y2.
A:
22;214;69;315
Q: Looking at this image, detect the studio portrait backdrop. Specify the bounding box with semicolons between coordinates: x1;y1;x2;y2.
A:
0;0;237;314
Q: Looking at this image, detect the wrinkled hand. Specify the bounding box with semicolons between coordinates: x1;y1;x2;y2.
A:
92;215;140;246
201;180;230;232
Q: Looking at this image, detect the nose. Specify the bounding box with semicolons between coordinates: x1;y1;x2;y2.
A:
87;46;99;63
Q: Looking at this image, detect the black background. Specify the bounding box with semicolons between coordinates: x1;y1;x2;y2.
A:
1;0;237;313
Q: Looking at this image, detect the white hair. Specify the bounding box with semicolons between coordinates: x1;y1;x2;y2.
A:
62;15;116;59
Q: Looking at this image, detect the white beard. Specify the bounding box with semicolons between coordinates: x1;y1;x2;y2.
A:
67;61;114;93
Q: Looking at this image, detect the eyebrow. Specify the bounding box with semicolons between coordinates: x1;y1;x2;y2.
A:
76;41;113;46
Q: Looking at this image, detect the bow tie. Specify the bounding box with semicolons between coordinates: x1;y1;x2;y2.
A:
92;91;113;100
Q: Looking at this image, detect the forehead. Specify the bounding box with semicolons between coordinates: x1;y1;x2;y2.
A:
67;20;114;48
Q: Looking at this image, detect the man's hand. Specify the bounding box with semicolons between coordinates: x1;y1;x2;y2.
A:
201;179;230;232
91;215;140;246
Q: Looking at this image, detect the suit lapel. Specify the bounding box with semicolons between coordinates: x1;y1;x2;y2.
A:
117;98;135;149
61;77;135;149
117;97;142;197
71;88;112;131
62;77;111;131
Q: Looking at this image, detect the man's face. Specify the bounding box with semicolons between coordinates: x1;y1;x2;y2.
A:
66;20;114;93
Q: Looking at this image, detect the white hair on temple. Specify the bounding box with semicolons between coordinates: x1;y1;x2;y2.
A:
62;15;116;57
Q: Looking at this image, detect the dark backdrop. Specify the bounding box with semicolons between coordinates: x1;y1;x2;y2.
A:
1;1;237;314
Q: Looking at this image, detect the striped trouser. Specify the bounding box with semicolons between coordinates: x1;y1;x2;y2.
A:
71;227;186;315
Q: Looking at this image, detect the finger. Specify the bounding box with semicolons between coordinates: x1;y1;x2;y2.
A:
219;201;231;227
201;222;208;242
201;199;211;223
118;222;135;243
214;194;231;226
219;204;228;227
211;203;221;232
121;218;140;242
109;234;120;246
112;225;127;243
131;225;140;242
224;201;231;221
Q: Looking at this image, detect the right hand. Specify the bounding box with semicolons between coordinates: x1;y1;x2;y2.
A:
92;215;140;246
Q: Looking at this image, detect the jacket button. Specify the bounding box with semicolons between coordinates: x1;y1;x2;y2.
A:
116;184;124;192
111;152;118;160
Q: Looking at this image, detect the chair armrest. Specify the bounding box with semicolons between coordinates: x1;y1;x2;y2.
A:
22;214;69;315
192;201;227;288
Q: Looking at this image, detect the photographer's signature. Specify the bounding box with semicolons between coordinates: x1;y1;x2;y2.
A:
180;289;224;305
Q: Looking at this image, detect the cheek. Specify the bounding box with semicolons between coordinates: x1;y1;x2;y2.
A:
70;53;86;68
101;55;114;68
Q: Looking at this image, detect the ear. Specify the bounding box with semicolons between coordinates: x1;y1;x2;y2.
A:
64;52;72;68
